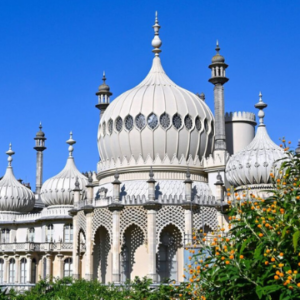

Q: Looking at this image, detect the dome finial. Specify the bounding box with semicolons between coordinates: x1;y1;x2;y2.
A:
6;143;15;167
39;122;42;131
66;131;76;157
102;71;106;82
255;92;268;126
216;40;220;53
152;11;162;57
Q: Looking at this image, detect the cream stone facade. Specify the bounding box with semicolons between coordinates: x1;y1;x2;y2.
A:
0;13;287;288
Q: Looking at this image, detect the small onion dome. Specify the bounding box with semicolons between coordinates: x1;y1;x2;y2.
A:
35;122;46;139
96;72;112;96
225;93;285;187
211;41;225;63
41;132;88;206
0;144;35;212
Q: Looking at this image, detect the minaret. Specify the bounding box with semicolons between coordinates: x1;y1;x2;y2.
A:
208;41;229;151
34;123;46;196
95;71;112;119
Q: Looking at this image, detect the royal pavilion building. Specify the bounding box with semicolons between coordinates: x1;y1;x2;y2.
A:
0;13;287;287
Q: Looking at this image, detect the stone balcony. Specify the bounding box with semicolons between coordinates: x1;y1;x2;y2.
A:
0;241;73;253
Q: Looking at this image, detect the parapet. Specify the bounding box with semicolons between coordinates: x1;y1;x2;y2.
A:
225;111;256;124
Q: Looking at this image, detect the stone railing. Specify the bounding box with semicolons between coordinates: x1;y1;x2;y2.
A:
0;242;73;253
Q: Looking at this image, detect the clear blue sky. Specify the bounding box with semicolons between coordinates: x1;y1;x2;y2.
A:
0;0;299;189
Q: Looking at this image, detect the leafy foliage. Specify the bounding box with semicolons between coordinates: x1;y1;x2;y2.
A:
2;277;187;300
188;142;300;300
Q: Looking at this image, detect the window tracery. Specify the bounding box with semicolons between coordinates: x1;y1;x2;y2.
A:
160;113;170;129
147;113;158;129
125;115;134;131
184;115;193;130
195;116;201;131
108;119;113;135
172;113;182;130
102;122;106;136
135;113;146;130
204;119;208;131
115;117;123;132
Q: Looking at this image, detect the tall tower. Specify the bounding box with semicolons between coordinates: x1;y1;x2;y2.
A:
208;41;229;151
34;123;46;196
95;72;112;118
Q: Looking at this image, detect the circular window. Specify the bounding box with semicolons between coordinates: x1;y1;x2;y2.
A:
147;113;158;129
108;119;113;135
195;116;201;131
172;113;182;130
160;112;170;129
102;122;106;136
125;115;133;131
204;119;208;131
115;117;123;132
135;113;146;130
184;115;193;130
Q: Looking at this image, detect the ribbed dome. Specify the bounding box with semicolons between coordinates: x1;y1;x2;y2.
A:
0;145;35;212
98;56;214;164
41;133;88;206
225;94;285;188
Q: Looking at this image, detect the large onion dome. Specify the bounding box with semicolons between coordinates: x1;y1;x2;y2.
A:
225;93;285;188
41;133;88;206
0;144;35;212
97;14;214;165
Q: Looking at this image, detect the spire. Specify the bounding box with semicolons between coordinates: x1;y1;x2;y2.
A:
6;143;15;167
216;40;220;53
39;122;42;131
152;11;162;56
66;132;76;157
254;92;268;126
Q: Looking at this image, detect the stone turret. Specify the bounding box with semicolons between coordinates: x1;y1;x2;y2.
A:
208;41;228;151
225;111;257;155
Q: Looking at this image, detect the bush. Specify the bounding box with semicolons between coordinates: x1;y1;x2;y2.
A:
3;276;187;300
188;143;300;300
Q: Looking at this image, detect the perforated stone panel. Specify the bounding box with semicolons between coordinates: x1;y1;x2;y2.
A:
92;208;113;242
193;207;218;230
156;205;185;243
77;211;86;235
120;206;147;245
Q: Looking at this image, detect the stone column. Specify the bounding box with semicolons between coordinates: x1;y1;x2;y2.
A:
72;214;79;279
213;84;226;150
46;254;52;279
57;254;64;278
35;151;43;195
3;256;8;284
15;255;20;284
143;202;161;282
26;254;32;283
70;181;80;280
108;171;124;283
84;209;94;280
182;169;194;245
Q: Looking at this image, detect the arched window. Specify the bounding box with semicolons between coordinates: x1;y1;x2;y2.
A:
20;258;27;283
9;258;15;283
46;224;53;242
0;259;4;283
64;258;73;277
31;258;37;283
1;228;10;243
64;224;73;243
28;228;35;242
